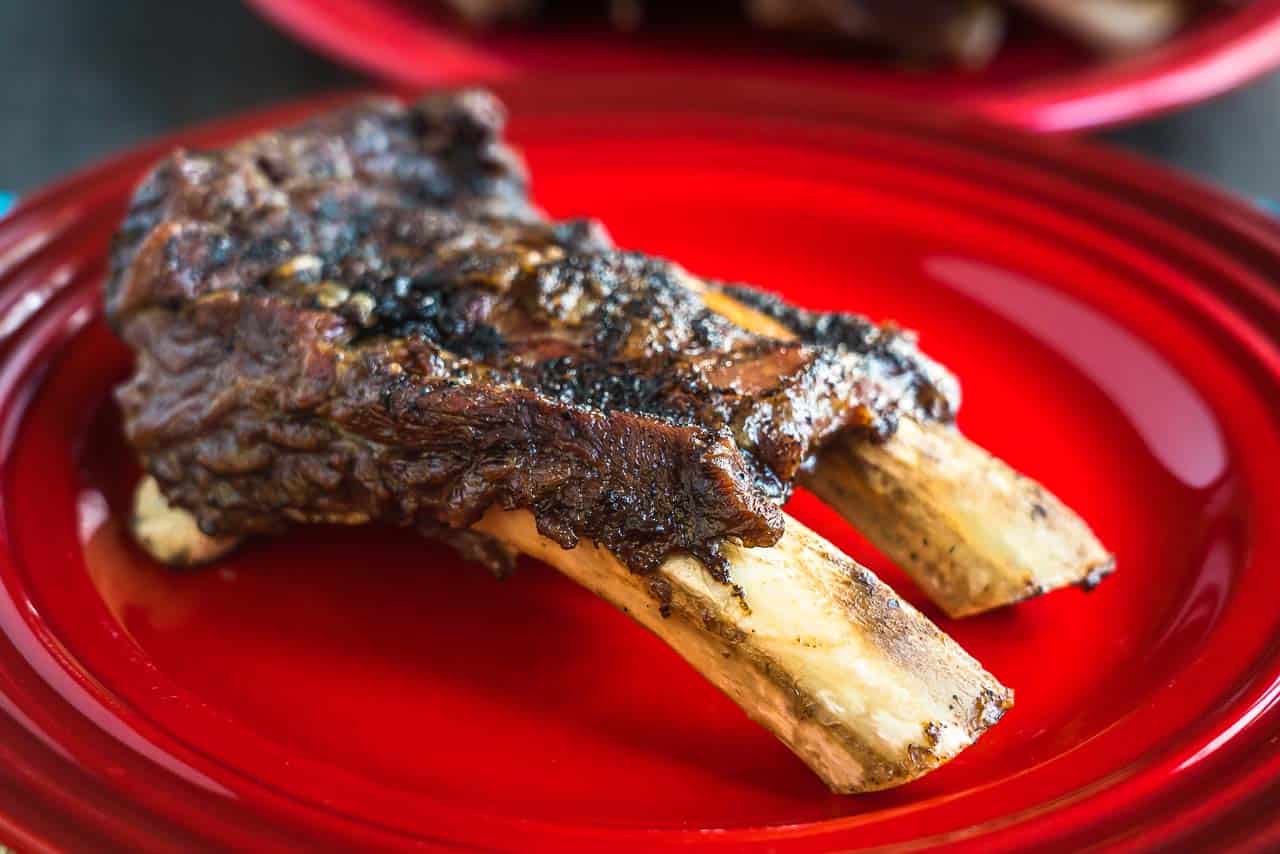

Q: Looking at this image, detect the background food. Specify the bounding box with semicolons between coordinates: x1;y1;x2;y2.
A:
435;0;1217;66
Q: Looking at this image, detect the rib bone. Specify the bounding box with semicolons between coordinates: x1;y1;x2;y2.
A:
699;284;1114;617
807;420;1115;617
131;475;240;567
131;476;1012;792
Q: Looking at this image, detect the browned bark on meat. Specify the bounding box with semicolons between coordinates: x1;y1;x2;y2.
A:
107;92;951;582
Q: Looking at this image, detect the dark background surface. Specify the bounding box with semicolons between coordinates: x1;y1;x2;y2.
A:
2;0;1279;200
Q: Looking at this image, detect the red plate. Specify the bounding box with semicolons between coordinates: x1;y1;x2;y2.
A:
245;0;1280;132
1;76;1280;851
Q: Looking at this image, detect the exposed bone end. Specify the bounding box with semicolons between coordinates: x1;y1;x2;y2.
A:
131;476;242;567
807;419;1115;619
474;507;1012;793
694;280;1112;619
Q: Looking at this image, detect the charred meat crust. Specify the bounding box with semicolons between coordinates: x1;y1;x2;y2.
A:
716;282;960;426
117;292;783;576
107;90;536;323
107;92;953;578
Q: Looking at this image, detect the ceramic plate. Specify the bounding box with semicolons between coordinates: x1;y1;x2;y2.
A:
0;77;1278;850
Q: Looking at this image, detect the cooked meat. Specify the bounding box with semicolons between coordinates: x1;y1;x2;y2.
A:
440;0;539;26
106;91;953;581
744;0;1005;66
108;94;1016;793
715;282;960;424
108;89;538;285
108;89;1111;621
714;283;1114;617
433;0;1197;65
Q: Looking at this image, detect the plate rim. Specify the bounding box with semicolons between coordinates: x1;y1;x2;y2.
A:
240;0;1280;133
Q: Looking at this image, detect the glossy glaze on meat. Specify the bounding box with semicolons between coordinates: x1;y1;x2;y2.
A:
107;91;953;580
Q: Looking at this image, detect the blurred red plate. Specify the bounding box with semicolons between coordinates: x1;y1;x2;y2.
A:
2;76;1280;851
245;0;1280;132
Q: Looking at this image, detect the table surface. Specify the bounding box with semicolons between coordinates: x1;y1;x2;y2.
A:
2;0;1278;202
